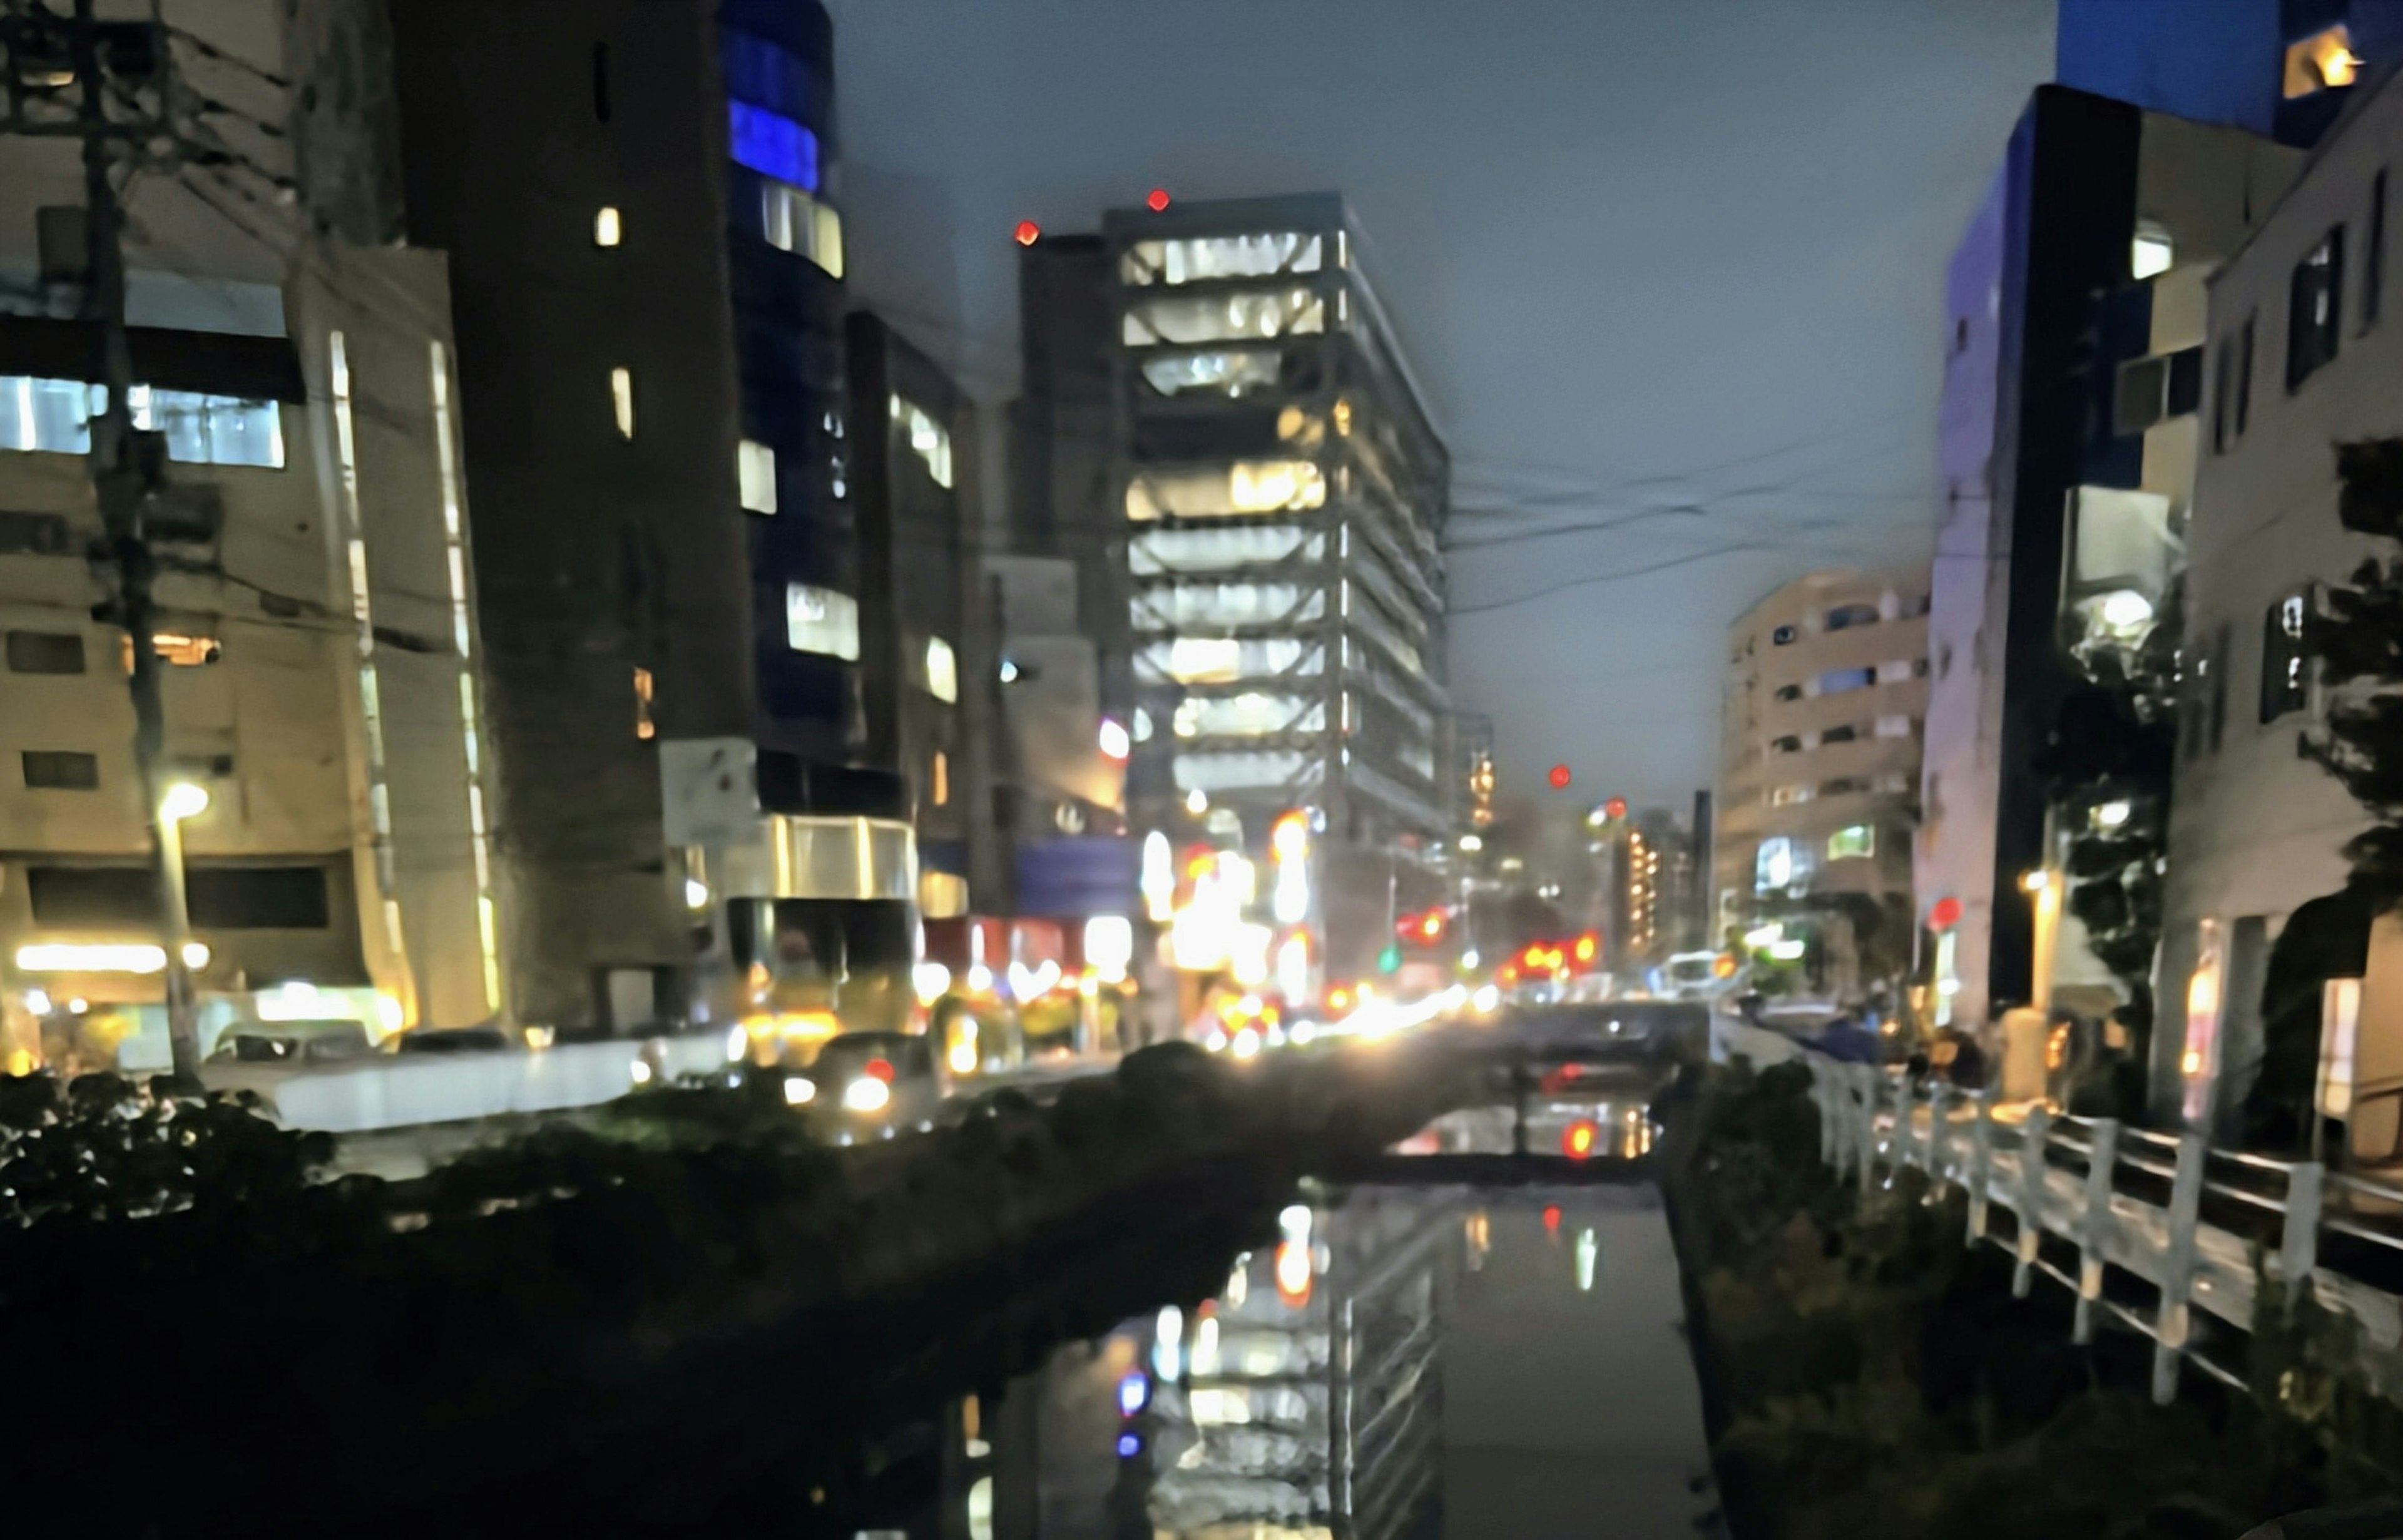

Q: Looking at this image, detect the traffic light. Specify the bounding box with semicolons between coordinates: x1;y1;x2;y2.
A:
1377;942;1402;974
1397;908;1447;946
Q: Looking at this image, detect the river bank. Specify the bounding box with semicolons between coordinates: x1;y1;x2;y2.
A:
1661;1061;2403;1540
0;1041;1473;1537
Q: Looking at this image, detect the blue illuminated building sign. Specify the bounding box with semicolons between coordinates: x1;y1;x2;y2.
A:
729;100;819;192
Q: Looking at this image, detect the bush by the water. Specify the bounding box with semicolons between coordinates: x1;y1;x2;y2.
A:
1676;1062;2403;1540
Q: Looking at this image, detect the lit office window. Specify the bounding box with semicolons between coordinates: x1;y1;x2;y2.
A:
1126;460;1326;520
761;178;844;279
1141;349;1283;398
738;438;778;513
892;396;953;487
924;635;958;703
1;377;282;467
594;206;622;247
1130;524;1317;573
1;375;91;452
786;584;860;660
1754;836;1804;892
633;666;656;740
1123;288;1324;347
610;367;635;439
2284;24;2360;98
931;751;950;808
1171;693;1320;739
728;99;820;191
129;387;285;468
1138;636;1315;685
1120;233;1322;285
1134;581;1319;630
1827;825;1875;860
143;632;220;668
1874;714;1914;738
2131;223;2173;280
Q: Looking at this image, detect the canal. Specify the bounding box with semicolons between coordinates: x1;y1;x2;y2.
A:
825;1063;1715;1540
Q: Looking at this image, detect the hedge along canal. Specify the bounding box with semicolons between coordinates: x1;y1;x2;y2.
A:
0;1038;1477;1539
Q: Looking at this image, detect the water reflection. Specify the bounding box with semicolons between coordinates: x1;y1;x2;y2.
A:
916;1083;1715;1540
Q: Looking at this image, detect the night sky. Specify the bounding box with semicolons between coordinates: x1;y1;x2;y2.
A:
827;0;2054;813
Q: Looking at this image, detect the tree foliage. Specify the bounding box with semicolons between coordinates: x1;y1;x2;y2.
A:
1671;1063;2395;1540
2304;440;2403;907
2034;583;2183;1046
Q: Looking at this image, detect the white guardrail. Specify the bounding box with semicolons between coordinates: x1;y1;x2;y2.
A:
1796;1053;2403;1406
203;1035;738;1136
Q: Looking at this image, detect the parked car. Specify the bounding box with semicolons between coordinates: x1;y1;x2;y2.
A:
787;1031;941;1135
207;1018;376;1066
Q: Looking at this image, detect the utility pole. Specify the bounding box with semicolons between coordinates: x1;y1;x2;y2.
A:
3;1;202;1082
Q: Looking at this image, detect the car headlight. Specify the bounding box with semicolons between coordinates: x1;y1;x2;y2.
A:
783;1076;817;1106
843;1076;891;1113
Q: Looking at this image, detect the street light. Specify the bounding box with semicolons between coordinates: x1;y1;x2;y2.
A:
161;780;210;822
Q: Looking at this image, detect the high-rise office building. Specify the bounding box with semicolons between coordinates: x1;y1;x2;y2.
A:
382;0;919;1032
1022;193;1450;985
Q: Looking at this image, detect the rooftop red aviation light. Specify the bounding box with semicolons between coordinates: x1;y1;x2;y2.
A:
1146;188;1171;211
1013;219;1041;246
1548;763;1571;790
1604;796;1628;820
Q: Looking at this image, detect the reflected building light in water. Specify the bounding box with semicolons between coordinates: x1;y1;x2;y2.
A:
1191;1314;1221;1376
1155;1303;1185;1380
1576;1228;1598;1293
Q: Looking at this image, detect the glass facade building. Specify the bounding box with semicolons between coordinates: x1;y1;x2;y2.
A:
1097;194;1451;981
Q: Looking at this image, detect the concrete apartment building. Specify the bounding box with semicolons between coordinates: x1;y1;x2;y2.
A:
1915;86;2298;1036
0;2;499;1071
1715;569;1929;952
2156;64;2403;1137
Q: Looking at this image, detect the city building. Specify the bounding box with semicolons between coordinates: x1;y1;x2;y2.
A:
381;0;925;1034
1915;89;2297;1038
1018;191;1451;993
2155;65;2403;1135
844;310;968;919
0;9;499;1068
2056;0;2403;148
1717;569;1928;964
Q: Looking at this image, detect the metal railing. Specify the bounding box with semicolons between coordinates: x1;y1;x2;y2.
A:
1803;1057;2403;1405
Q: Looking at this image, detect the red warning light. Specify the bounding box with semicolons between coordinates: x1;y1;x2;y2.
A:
1542;1204;1562;1235
1563;1119;1599;1160
1931;895;1963;929
1013;220;1041;246
864;1057;895;1083
1146;188;1171;212
1604;796;1628;820
1548;763;1571;790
